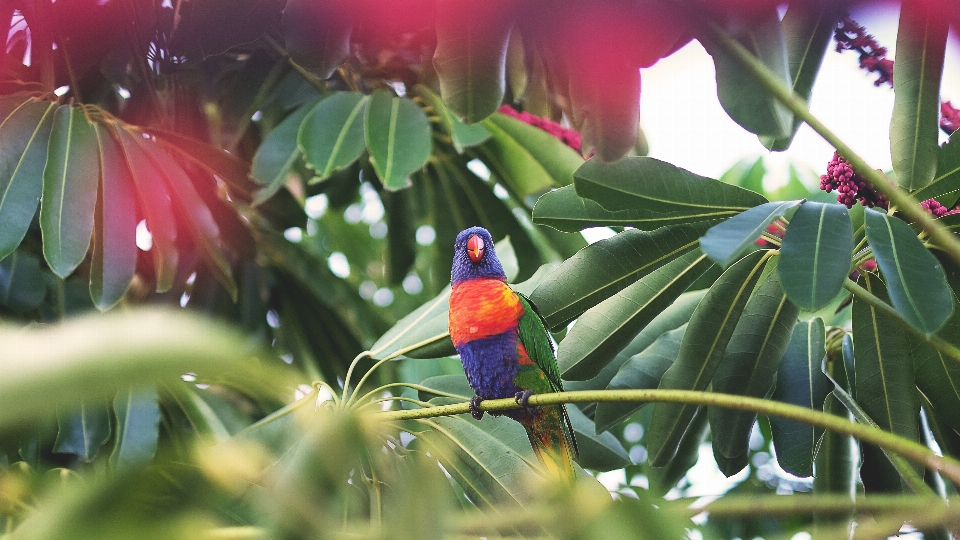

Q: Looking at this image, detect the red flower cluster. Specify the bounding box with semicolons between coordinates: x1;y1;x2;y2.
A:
498;105;583;153
819;152;889;210
942;101;960;135
921;198;949;218
835;16;894;87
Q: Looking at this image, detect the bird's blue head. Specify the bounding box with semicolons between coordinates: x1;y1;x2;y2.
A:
452;226;505;284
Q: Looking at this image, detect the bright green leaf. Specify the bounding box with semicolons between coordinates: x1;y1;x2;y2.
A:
778;201;854;310
298;91;368;181
700;200;802;267
364;90;432;190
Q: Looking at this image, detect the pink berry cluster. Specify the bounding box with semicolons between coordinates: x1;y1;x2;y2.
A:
921;198;949;218
834;16;894;87
819;152;889;210
498;105;582;153
942;101;960;135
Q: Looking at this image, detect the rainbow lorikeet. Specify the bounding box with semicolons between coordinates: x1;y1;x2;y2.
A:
448;226;578;480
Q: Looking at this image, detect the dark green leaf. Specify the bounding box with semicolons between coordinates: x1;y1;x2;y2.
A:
0;100;56;260
110;385;160;472
40;106;99;278
913;133;960;203
700;200;802;267
298;92;368;181
890;0;948;191
252;98;321;203
647;249;770;467
169;0;282;58
90;125;137;311
531;222;712;329
864;208;954;334
778;201;854;310
574;157;768;216
558;249;713;381
909;293;960;432
282;0;351;79
417;374;474;401
0;250;46;313
433;0;514;123
364;90;432;190
150;128;259;202
770;318;830;477
54;398;111;461
569;57;641;163
814;392;858;508
648;406;709;497
565;405;630;471
710;260;800;476
842;333;856;396
415;84;490;152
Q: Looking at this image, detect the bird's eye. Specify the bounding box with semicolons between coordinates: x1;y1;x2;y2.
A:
467;234;484;263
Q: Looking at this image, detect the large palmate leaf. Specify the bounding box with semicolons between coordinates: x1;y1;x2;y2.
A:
574;157;767;216
557;249;712;381
864;208;953;334
252;97;321;203
710;259;800;477
700;199;802;267
298;91;368;182
778;201;854;311
531;222;712;329
53;398;111;462
110;385;160;473
90;125;137;311
364;90;432;190
912;134;960;204
769;318;829;478
0;100;56;260
890;0;948;191
647;249;769;467
433;0;515;123
40;106;100;278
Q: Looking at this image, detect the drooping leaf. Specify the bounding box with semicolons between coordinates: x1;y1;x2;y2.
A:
149;128;258;201
282;0;352;79
113;126;179;292
778;201;854;310
568;54;641;163
168;0;283;58
842;333;856;396
0;100;56;260
364;90;432;190
700;7;792;137
648;406;709;497
912;133;960;203
40;106;100;278
531;222;713;329
557;249;712;381
90;125;137;311
574;157;768;216
477;111;584;196
298;92;368;181
252;97;321;203
864;208;954;334
53;398;111;461
710;259;800;476
433;0;515;123
109;385;160;472
565;405;630;471
909;293;960;432
0;250;46;313
415;85;490;153
700;200;802;267
769;318;830;477
890;0;948;191
647;249;770;467
594;324;686;432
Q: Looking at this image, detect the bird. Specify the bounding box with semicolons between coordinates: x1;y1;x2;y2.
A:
448;226;578;481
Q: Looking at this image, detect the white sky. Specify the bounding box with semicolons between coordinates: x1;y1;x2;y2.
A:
639;2;960;191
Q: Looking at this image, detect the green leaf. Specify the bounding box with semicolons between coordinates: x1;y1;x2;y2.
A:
364;90;432;190
890;0;948;191
701;7;792;137
0;100;56;260
53;398;111;461
710;259;800;476
842;333;856;396
778;201;854;310
90;125;137;311
909;294;960;432
565;405;630;471
594;324;686;433
913;134;960;203
864;208;954;334
149;128;259;201
530;223;712;329
109;385;160;472
700;200;802;267
852;273;920;490
558;249;712;381
533;184;725;232
282;0;351;79
0;250;47;313
769;318;830;478
252;98;321;203
298;92;368;182
647;249;770;467
418;374;474;401
40;106;100;278
113;126;179;292
647;406;709;497
761;1;843;150
574;157;768;216
814;391;858;505
433;0;514;123
476;112;583;195
415;85;490;153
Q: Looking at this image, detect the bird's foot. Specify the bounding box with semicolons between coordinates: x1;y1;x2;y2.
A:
515;389;534;408
469;395;485;420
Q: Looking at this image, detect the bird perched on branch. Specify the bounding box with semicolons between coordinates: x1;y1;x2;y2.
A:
448;226;577;480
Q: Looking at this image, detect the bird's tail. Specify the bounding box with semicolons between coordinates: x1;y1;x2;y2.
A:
524;403;578;482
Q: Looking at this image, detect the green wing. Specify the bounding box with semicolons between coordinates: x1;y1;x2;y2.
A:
516;292;564;392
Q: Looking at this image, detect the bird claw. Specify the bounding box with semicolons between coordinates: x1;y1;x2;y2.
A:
469;395;485;420
515;390;534;408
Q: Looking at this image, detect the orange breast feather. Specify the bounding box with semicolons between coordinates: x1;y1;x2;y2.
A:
449;279;523;346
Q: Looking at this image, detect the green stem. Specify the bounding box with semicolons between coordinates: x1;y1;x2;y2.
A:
377;389;960;486
685;494;949;518
699;19;960;269
356;382;470;406
344;334;452;409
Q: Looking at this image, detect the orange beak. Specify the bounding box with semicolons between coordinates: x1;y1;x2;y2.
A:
467;234;485;263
